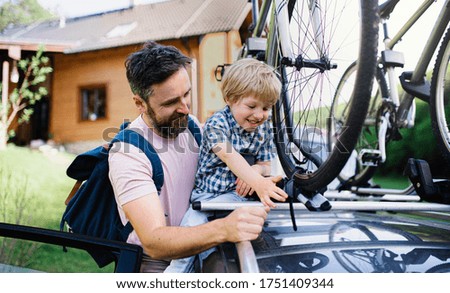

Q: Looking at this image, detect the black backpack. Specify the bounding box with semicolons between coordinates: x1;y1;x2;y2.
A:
60;117;201;267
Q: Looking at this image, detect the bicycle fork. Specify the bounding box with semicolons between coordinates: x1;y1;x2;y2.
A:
274;0;336;71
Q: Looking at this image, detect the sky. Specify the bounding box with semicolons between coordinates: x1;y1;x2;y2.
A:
378;0;443;71
36;0;164;18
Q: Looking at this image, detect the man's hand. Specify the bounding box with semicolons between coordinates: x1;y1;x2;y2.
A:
221;206;269;243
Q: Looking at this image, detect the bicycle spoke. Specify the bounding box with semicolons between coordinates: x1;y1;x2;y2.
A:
270;0;378;191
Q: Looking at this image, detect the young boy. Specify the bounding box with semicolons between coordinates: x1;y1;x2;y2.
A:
164;58;288;273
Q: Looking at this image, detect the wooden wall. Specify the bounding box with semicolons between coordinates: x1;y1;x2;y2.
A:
50;46;137;142
197;30;242;121
49;34;240;143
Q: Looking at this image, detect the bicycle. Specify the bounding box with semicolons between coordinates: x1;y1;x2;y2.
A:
330;0;450;187
218;0;380;195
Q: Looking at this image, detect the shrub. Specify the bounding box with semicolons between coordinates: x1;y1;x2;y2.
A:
378;100;448;178
0;167;39;269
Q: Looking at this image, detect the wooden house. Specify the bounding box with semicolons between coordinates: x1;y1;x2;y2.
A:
0;0;251;149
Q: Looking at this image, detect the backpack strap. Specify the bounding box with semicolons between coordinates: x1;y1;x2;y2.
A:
187;116;202;146
120;120;131;131
65;180;83;205
111;129;164;192
120;221;134;240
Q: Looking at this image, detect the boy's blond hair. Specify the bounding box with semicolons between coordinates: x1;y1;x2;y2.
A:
221;59;281;105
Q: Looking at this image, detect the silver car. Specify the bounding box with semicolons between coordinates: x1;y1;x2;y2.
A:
198;196;450;273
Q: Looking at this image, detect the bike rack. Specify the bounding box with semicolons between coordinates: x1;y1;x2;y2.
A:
195;196;450;273
195;158;450;273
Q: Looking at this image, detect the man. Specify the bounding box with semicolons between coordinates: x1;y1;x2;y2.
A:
108;41;269;273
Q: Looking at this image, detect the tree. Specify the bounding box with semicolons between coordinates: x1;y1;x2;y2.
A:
0;46;53;150
0;0;54;32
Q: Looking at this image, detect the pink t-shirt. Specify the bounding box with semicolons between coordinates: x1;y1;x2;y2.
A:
108;114;200;246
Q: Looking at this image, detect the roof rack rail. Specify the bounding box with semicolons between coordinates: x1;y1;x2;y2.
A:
349;184;416;195
325;189;420;202
235;241;259;273
193;201;450;212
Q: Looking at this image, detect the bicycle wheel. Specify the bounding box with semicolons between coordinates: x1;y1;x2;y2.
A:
431;27;450;171
268;0;379;193
330;63;388;186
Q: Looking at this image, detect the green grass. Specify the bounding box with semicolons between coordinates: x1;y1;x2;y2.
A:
0;144;113;272
0;145;74;226
372;172;411;189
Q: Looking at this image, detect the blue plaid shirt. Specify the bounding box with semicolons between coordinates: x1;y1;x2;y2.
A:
193;106;275;195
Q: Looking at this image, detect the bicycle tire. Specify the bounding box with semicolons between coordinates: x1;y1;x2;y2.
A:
430;26;450;172
268;0;379;193
330;62;389;186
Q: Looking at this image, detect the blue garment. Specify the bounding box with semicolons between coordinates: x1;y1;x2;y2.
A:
164;106;276;273
194;106;275;195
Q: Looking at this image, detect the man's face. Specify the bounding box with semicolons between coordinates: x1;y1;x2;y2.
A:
144;68;192;138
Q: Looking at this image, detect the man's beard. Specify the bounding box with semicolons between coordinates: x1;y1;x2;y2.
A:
147;106;189;139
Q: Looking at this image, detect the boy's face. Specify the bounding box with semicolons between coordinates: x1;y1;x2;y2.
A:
227;95;272;132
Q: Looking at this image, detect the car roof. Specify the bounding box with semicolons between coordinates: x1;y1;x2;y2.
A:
254;209;450;273
198;193;450;273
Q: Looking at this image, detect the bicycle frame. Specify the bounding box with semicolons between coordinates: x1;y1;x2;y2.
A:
382;0;450;128
363;0;450;164
249;0;291;57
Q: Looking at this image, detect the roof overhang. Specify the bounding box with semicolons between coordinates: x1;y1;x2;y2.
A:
0;38;75;53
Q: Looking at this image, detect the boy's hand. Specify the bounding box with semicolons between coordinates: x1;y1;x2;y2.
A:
254;176;288;208
235;164;270;196
235;177;254;197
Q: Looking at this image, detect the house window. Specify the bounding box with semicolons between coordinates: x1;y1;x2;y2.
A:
80;86;107;121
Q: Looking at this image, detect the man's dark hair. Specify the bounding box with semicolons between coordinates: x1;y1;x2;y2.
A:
125;41;192;102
